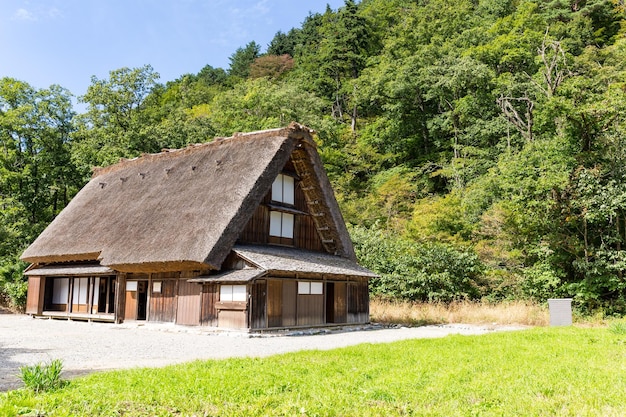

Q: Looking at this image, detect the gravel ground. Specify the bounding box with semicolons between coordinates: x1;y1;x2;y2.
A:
0;313;523;392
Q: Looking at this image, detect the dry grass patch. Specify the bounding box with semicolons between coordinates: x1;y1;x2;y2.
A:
370;298;549;327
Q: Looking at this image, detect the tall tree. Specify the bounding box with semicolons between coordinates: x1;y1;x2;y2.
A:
73;65;160;170
228;41;261;79
297;0;377;131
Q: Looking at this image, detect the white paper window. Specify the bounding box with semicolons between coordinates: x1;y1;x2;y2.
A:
52;278;69;304
298;281;310;295
271;174;295;205
153;281;162;293
270;211;282;236
298;281;323;295
220;285;247;302
270;211;294;238
93;278;100;305
126;281;138;292
73;277;88;304
310;282;323;295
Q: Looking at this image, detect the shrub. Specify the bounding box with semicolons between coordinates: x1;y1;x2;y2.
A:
0;259;28;310
19;359;65;393
351;225;486;302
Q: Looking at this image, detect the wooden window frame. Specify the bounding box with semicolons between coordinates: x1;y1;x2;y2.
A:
298;281;323;295
220;284;247;302
271;174;295;205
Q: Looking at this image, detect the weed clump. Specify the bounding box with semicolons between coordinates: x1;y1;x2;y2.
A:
19;359;65;393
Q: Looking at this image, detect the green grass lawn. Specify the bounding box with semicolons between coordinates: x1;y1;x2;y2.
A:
2;326;625;416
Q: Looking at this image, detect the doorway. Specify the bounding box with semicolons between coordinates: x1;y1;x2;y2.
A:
326;282;335;323
124;280;148;320
137;281;147;320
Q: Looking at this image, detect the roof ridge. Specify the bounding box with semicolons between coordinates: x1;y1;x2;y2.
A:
92;123;311;179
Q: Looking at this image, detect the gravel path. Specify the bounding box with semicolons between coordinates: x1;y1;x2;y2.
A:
0;313;523;392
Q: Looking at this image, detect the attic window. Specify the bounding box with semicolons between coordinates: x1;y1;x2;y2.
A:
271;174;295;205
270;211;294;239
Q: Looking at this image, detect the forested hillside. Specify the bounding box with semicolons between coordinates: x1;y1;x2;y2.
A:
2;0;626;313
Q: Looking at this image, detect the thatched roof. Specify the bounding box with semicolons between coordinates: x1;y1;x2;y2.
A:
21;123;358;273
24;264;115;276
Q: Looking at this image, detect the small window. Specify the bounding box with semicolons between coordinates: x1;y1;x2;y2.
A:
152;281;162;293
298;281;323;295
298;281;310;295
270;211;294;238
311;282;323;295
220;284;247;302
272;174;295;205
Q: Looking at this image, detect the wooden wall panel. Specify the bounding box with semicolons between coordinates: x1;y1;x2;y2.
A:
294;183;324;251
218;310;246;329
251;281;267;329
26;277;43;315
239;195;270;245
149;279;177;323
333;282;347;323
282;280;297;327
176;280;201;325
267;280;282;328
348;280;369;324
201;283;218;326
297;294;324;326
124;291;137;320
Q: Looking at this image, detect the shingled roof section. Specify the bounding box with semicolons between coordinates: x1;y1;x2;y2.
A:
234;244;378;278
21;123;356;273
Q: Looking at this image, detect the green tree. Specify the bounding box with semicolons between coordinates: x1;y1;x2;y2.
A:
296;0;377;131
267;29;300;56
228;41;261;79
0;78;78;308
73;65;160;170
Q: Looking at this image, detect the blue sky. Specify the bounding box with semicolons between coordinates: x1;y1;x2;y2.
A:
0;0;346;99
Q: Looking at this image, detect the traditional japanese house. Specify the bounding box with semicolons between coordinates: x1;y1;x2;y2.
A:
21;123;376;330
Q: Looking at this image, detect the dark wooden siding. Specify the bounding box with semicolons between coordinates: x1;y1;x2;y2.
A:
348;280;369;324
26;277;44;315
297;294;324;326
267;280;283;328
251;280;267;329
282;280;297;327
200;283;218;326
327;282;347;324
293;180;323;251
176;280;201;325
149;279;177;323
239;195;270;245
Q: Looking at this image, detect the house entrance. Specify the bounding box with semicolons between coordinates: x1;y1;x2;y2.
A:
124;280;148;320
326;281;347;324
326;282;335;323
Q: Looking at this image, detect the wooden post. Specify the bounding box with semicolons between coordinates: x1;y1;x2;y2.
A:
115;273;126;324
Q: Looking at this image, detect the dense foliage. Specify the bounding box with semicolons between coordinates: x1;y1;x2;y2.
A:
2;0;626;312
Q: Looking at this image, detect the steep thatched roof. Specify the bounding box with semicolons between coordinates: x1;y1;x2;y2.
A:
21;123;357;273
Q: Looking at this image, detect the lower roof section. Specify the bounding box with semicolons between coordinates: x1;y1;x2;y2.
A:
24;264;115;276
233;244;378;278
188;268;267;283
